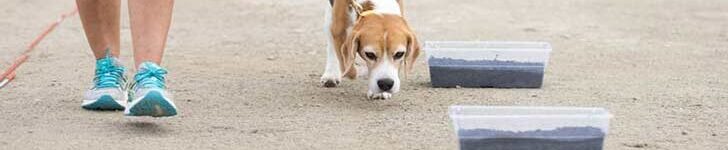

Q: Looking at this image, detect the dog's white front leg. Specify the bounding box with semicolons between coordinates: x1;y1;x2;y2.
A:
320;6;342;87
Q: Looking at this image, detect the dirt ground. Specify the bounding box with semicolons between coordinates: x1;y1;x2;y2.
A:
1;0;727;149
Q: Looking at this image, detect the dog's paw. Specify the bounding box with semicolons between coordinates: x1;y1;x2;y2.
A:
320;74;341;88
367;91;392;100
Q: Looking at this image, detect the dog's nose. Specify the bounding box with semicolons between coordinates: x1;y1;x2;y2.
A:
377;78;395;91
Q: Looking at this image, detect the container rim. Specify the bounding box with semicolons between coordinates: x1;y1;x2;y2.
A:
449;105;613;118
450;115;613;119
425;48;550;52
424;41;552;52
425;41;551;45
427;64;546;68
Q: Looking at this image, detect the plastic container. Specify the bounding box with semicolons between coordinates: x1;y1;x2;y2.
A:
449;106;612;150
425;41;552;88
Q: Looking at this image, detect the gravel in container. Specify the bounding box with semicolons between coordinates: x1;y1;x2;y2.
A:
428;57;545;88
458;127;605;150
425;41;552;88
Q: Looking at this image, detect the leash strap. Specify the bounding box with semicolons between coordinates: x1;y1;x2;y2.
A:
0;7;78;90
349;0;363;15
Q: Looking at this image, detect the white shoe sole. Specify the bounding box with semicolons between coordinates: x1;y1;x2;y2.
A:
124;89;177;117
81;92;128;110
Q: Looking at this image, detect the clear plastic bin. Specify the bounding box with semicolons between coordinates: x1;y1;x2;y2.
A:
425;41;552;88
449;106;612;150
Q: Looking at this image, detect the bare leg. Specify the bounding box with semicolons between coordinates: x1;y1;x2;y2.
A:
128;0;174;68
77;0;121;59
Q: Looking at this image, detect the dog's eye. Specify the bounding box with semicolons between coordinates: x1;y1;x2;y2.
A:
393;52;405;59
364;52;377;60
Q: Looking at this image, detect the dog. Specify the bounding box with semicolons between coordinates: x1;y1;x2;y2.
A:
320;0;421;100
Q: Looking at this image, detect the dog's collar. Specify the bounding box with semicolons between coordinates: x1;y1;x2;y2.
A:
359;10;378;17
350;0;379;18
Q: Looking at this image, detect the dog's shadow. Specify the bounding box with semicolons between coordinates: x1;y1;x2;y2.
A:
316;81;433;112
303;73;435;112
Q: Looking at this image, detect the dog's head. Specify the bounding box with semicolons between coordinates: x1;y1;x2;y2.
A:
339;13;421;99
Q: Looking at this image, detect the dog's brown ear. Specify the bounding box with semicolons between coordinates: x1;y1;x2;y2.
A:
338;31;360;79
404;31;421;75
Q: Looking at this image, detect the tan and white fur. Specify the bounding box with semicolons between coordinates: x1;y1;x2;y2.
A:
321;0;421;100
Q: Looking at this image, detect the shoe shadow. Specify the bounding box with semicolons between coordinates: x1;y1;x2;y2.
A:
121;120;171;135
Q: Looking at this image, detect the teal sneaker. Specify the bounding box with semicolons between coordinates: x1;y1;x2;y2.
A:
82;56;127;110
124;62;177;117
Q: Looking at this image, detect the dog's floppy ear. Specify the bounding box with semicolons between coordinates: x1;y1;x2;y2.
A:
338;31;360;79
404;31;421;75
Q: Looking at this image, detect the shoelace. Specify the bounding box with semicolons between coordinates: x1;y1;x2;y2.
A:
93;58;125;89
133;63;167;89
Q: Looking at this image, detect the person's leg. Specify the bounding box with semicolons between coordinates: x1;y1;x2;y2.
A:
77;0;121;59
128;0;174;67
77;0;127;110
125;0;177;117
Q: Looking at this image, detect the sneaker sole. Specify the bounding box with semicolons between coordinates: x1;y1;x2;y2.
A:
125;90;177;117
82;95;126;110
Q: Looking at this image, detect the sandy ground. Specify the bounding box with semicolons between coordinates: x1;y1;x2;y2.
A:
1;0;727;149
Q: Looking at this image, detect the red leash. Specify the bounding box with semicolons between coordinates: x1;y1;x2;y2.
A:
0;7;78;89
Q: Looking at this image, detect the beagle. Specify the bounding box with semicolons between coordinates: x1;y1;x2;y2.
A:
320;0;421;100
